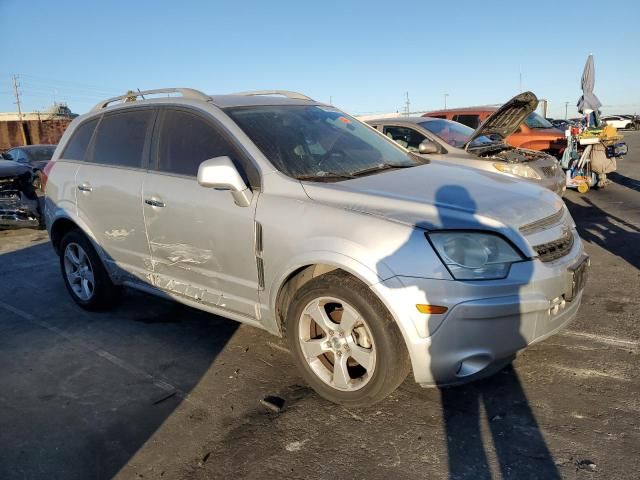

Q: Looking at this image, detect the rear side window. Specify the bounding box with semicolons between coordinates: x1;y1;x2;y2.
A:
92;110;153;168
62;119;98;161
452;114;481;129
157;109;238;176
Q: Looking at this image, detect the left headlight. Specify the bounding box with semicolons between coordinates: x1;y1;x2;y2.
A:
428;231;524;280
493;162;541;180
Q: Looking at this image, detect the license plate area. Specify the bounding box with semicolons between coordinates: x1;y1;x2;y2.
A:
565;255;589;302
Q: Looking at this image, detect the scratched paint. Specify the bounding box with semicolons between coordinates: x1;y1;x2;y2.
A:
145;273;221;305
104;229;135;241
148;241;213;268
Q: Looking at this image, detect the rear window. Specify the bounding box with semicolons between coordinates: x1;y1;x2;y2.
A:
62;119;98;161
92;110;153;168
452;114;481;129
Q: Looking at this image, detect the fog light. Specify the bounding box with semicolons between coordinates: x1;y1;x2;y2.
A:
416;304;448;314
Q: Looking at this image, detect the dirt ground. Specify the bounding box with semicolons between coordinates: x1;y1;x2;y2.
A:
0;132;638;480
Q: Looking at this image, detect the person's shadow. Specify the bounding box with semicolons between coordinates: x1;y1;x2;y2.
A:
378;185;560;479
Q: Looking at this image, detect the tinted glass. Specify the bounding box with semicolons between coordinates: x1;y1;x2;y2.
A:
524;112;554;129
419;120;495;148
452;114;481;129
382;126;426;151
26;147;55;162
93;110;152;167
63;119;98;161
157;110;237;176
227;105;422;180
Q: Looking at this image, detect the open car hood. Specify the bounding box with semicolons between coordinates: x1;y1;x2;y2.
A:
464;91;538;150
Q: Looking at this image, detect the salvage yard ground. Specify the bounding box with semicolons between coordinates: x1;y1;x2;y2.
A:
1;133;639;480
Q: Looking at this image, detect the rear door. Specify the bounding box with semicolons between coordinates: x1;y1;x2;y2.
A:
142;107;260;318
75;108;156;282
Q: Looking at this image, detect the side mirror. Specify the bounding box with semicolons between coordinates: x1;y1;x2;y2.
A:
197;156;253;207
418;139;439;154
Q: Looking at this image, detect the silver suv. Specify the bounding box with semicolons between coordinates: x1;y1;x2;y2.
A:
45;88;588;406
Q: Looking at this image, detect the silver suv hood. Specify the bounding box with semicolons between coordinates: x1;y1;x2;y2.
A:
301;162;564;242
465;91;538;150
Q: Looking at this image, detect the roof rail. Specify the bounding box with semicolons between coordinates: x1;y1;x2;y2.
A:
232;90;314;101
91;88;210;112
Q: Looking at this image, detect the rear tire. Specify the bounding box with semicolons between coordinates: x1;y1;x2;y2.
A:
285;271;410;407
59;230;120;311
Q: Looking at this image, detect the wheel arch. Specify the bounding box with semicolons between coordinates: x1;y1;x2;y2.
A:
271;255;392;337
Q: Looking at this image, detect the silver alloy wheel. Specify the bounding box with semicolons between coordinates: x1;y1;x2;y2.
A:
298;296;376;392
63;242;95;301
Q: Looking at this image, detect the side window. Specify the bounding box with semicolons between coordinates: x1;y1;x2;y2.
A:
452;114;481;129
62;118;98;161
382;126;426;152
92;110;153;168
7;149;22;162
157;109;238;176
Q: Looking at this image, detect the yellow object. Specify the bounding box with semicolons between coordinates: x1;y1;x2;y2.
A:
603;124;617;138
416;304;448;314
577;183;590;193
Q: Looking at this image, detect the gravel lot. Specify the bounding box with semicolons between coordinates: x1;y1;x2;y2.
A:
1;132;638;480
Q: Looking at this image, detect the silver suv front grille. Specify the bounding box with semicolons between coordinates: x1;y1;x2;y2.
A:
533;230;574;262
519;208;565;236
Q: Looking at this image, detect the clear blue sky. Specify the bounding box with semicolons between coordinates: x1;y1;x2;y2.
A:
1;0;638;118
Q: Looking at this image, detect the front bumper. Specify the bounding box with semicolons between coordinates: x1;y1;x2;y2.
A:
371;233;587;386
537;171;566;196
0;191;40;229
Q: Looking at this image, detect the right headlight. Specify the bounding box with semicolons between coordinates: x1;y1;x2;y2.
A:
493;162;542;180
428;231;524;280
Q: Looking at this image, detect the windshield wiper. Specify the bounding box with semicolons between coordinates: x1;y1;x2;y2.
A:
295;171;356;181
350;163;415;177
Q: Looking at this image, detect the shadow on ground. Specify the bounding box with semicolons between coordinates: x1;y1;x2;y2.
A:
0;242;238;480
564;196;640;270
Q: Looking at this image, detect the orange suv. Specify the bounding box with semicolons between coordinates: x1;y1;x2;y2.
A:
424;97;566;157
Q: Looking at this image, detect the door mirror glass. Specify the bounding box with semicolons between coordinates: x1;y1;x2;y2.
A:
418;139;439;154
197;156;252;206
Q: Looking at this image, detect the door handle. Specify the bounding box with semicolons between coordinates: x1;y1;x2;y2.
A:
77;183;92;192
144;198;165;208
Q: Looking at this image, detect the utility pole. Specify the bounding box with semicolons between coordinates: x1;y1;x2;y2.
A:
329;96;333;105
443;93;449;110
564;101;569;120
519;66;522;92
12;74;28;145
404;92;411;116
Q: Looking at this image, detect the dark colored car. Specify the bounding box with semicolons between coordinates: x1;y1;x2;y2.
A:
4;144;56;190
0;160;40;229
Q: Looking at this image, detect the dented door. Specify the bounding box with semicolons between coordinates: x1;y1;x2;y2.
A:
141;107;260;319
142;173;259;317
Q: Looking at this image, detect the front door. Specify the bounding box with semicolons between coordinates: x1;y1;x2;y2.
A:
142;107;259;319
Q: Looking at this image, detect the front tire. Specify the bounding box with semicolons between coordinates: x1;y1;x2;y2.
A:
59;230;120;311
286;271;410;407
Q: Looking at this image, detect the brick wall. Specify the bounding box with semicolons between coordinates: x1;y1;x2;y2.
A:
0;119;73;150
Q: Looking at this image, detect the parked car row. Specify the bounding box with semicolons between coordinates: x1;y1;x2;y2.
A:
367;92;565;196
42;87;588;406
422;98;566;158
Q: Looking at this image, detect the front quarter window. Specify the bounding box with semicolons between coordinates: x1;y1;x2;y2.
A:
227;105;424;180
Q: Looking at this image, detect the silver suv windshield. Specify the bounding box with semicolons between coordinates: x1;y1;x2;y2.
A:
418;119;496;148
227;105;425;181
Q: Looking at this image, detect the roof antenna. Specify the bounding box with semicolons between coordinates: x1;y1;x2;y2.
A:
137;88;146;100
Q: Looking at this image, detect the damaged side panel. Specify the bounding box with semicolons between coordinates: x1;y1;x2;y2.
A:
0;162;40;229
